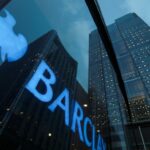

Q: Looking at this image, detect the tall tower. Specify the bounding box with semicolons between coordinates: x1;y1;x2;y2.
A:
108;13;150;121
89;13;150;150
0;30;79;150
89;30;128;150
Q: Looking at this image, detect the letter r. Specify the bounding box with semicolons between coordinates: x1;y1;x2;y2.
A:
26;60;56;102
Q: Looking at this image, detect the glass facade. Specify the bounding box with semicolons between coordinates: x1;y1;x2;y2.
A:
0;0;150;150
0;1;95;149
0;30;82;150
89;30;128;150
89;13;150;149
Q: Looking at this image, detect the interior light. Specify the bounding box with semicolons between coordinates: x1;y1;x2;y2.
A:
48;133;52;137
83;104;88;108
97;130;100;133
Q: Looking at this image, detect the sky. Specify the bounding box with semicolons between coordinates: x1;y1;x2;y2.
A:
4;0;96;92
2;0;150;91
34;0;96;91
99;0;150;25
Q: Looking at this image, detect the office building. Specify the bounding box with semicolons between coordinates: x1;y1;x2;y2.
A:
0;30;84;150
89;13;150;149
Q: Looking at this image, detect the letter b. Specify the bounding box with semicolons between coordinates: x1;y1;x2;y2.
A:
26;60;56;102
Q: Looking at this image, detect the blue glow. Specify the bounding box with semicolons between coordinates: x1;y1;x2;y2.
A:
25;59;106;150
0;10;28;63
83;117;92;147
71;102;84;142
92;125;96;150
102;138;106;150
26;60;56;102
48;88;70;126
97;134;103;150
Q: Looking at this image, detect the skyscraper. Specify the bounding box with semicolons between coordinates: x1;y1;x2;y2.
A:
0;30;82;150
89;13;150;150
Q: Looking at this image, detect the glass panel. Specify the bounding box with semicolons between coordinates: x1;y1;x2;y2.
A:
0;1;108;150
90;0;150;149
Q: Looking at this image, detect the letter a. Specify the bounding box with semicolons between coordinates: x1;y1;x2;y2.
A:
48;89;70;126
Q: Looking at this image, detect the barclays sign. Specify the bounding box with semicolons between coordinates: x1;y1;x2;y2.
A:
0;10;106;150
26;60;106;150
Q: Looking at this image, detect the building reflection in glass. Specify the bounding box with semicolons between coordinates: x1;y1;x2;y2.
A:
0;30;90;150
89;13;150;150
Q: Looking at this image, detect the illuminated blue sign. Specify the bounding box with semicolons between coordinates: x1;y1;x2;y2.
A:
0;10;28;63
26;60;56;102
25;60;106;150
84;117;93;147
49;88;70;126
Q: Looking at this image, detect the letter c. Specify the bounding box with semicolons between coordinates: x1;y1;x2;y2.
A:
84;117;93;147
